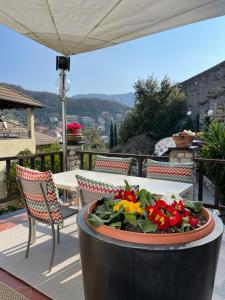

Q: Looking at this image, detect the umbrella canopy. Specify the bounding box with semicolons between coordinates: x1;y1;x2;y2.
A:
0;0;225;56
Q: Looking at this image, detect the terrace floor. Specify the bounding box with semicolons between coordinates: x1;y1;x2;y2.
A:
0;209;224;300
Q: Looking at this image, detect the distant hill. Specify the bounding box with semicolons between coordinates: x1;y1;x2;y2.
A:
3;84;130;126
73;92;135;107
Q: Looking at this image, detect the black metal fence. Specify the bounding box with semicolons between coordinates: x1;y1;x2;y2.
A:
77;150;225;212
1;149;225;213
0;151;63;203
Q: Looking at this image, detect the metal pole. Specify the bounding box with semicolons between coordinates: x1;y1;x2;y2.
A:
59;69;67;171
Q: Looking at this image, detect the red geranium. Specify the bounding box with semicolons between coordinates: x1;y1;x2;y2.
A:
67;122;82;135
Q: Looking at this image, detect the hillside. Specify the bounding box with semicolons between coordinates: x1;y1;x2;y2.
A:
3;84;129;126
73;92;135;107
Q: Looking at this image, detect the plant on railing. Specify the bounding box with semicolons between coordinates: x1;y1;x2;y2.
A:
88;182;205;233
67;122;83;142
200;121;225;204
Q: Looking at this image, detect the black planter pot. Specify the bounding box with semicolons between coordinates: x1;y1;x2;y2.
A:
77;208;223;300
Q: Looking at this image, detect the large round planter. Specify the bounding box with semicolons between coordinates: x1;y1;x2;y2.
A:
77;204;223;300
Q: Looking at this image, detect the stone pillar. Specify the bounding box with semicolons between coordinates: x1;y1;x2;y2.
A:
66;143;84;206
169;146;198;163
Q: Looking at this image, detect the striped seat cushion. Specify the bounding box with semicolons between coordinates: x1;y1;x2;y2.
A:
76;175;138;207
94;155;132;175
16;165;63;226
146;160;194;183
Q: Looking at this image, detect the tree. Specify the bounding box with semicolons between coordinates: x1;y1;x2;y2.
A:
110;121;114;149
119;76;191;143
114;123;118;147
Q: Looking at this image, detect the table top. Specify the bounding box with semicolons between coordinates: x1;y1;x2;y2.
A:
53;169;193;195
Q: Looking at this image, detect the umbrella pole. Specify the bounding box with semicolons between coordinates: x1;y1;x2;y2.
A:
59;69;67;171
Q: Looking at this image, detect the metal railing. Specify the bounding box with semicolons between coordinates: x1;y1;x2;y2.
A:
0;151;63;203
1;149;225;213
77;150;225;212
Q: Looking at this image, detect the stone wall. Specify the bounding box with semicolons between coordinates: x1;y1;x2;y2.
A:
181;61;225;128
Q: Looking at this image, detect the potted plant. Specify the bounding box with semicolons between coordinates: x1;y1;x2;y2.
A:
77;182;223;300
173;130;195;147
66;122;83;143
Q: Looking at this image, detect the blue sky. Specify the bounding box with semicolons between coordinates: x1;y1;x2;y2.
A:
0;15;225;96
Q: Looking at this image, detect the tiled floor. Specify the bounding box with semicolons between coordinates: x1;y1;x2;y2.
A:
0;211;51;300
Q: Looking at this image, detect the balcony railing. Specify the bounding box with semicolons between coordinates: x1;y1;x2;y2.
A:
77;150;225;213
1;149;225;213
0;151;63;203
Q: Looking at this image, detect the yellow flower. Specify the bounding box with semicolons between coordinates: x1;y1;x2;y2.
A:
113;200;143;214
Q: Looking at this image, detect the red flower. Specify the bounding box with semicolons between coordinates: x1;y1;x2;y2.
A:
114;190;124;200
155;199;167;208
188;216;199;227
67;122;82;135
147;206;170;230
169;214;181;226
123;191;137;203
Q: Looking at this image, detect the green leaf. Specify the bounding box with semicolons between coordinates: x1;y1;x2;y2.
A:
124;213;137;227
184;200;203;213
88;213;104;227
137;218;158;233
109;222;122;229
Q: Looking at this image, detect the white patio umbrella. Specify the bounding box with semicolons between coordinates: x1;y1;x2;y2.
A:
0;0;225;169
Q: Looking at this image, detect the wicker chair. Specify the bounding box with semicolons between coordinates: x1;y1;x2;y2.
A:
16;165;78;272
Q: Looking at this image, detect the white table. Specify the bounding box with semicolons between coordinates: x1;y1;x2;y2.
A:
53;169;193;197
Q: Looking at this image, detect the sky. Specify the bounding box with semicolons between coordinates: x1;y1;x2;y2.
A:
0;15;225;96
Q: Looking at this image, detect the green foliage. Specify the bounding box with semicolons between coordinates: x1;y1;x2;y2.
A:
119;76;191;143
200;121;225;204
83;128;106;151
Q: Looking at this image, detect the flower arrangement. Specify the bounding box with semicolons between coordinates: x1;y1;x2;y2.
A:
173;130;195;137
67;122;82;135
88;181;206;233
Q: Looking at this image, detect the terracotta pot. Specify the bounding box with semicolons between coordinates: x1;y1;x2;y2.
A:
67;133;83;142
173;135;194;147
86;201;215;245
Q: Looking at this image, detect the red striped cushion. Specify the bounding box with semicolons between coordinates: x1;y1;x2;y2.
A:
94;155;131;175
146;160;193;183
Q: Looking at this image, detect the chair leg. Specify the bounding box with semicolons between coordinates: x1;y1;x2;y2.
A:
49;224;56;272
25;216;32;258
57;225;60;244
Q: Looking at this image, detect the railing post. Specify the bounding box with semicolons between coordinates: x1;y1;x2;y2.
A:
30;157;35;169
40;155;45;171
59;152;63;172
50;153;55;173
198;161;204;202
80;152;84;170
18;158;24;166
6;160;12;199
138;158;143;177
89;154;93;171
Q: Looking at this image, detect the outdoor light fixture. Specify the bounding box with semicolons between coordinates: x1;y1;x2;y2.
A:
187;110;192;116
207;109;214;117
56;56;71;171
